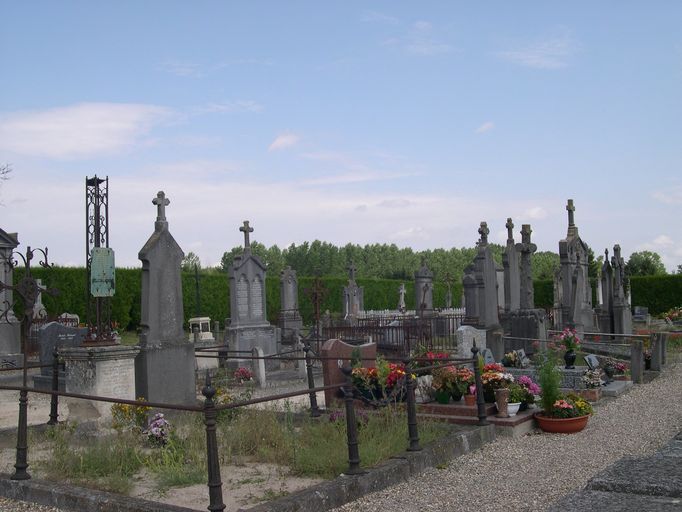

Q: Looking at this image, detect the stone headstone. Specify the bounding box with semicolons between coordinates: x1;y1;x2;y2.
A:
320;338;376;407
414;257;434;315
516;349;530;368
226;220;280;359
584;354;600;371
482;348;495;365
611;245;632;335
135;191;196;405
0;228;21;356
456;325;487;359
32;321;88;390
556;199;594;331
502;218;520;313
279;266;302;343
462;222;499;329
343;261;364;322
633;306;649;323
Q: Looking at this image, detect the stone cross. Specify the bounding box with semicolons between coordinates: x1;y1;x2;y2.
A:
516;224;537;310
347;261;357;282
566;199;575;227
152;191;170;222
478;222;489;245
398;283;406;311
505;218;514;243
239;220;254;249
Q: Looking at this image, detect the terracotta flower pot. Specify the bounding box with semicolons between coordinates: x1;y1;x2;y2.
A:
464;394;476;406
534;413;589;434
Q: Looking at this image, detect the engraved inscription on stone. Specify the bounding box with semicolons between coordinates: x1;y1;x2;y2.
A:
97;359;135;399
251;277;263;320
237;276;249;320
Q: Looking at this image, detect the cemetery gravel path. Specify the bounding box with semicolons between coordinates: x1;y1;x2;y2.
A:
335;359;682;512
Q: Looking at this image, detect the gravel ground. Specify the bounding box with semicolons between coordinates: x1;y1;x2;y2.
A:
335;358;682;512
0;496;64;511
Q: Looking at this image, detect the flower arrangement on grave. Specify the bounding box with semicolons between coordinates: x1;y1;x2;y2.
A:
603;358;628;375
480;364;514;403
233;367;254;383
661;306;682;323
582;369;602;389
111;397;151;432
431;365;457;393
501;351;520;368
507;383;526;405
557;328;581;351
455;367;475;394
516;375;540;406
412;345;449;371
548;394;593;419
145;413;171;446
351;366;380;399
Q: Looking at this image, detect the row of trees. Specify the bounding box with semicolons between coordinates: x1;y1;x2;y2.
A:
182;241;674;283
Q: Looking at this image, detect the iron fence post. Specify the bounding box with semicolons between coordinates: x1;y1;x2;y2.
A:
403;357;421;451
202;372;226;512
303;342;320;418
471;343;489;426
11;388;30;480
48;350;59;425
341;366;363;475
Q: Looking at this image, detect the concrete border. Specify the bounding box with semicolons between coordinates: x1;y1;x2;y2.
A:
0;424;495;512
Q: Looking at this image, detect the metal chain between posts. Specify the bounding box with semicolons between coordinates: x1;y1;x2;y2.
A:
202;372;226;512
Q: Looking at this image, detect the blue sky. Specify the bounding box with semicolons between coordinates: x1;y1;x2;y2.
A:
1;2;681;270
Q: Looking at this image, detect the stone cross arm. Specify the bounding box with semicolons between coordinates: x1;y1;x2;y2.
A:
566;199;575;227
240;220;254;248
152;191;170;222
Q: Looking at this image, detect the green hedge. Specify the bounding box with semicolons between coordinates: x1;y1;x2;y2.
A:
18;266;678;328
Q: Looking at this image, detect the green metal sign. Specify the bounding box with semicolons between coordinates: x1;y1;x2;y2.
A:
90;248;115;297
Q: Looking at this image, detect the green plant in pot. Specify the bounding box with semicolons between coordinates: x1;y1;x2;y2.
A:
431;365;456;404
506;383;526;417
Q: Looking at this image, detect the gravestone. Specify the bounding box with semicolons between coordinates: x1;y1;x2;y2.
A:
135;191;195;405
462;222;499;329
455;324;487;359
189;317;218;372
584;354;600;371
320;338;376;407
611;245;632;335
32;322;88;390
414;257;434;316
502;218;520;313
342;261;364;323
225;221;280;360
596;249;615;335
279;266;302;344
516;349;530;368
0;228;21;360
397;283;406;312
482;348;495;365
632;306;649;323
555;200;594;332
509;224;547;340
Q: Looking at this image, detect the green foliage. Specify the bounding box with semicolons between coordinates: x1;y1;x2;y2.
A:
626;251;667;276
533;251;560;280
536;350;562;413
181;251;201;272
533;279;554;309
630;274;682;315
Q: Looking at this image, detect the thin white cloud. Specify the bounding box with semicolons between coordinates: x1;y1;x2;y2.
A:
301;171;413;186
406;21;454;56
652;186;682;204
523;206;548;220
159;60;203;77
0;103;172;159
361;10;400;25
475;121;495;134
268;132;300;152
198;100;264;114
497;30;579;69
378;198;411;208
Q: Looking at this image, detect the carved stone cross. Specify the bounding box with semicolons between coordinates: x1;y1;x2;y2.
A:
152;191;170;222
566;199;575;227
478;222;489;245
505;218;514;243
347;261;357;281
239;220;254;249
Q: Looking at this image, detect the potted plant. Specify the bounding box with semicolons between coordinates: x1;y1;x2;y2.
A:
464;384;477;406
351;366;381;400
535;350;593;433
516;375;540;411
481;363;513;404
453;366;474;402
431;365;457;404
556;328;581;369
507;383;526;417
501;351;519;368
581;369;603;401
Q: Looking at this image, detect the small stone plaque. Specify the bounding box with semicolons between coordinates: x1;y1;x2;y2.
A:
482;348;495;365
516;349;531;368
585;354;600;370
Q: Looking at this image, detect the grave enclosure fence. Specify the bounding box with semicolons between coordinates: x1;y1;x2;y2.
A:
0;346;485;512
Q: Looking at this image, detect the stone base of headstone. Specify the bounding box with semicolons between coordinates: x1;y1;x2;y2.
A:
194;339;220;372
135;342;197;406
320;338;376;408
508;309;547;342
0;353;24;371
61;345;140;421
595;308;613;339
612;304;633;335
487;326;504;362
0;320;21;355
456;325;487;359
226;324;280;370
279;312;303;345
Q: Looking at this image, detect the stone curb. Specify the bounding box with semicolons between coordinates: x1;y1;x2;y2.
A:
240;423;496;512
0;473;196;512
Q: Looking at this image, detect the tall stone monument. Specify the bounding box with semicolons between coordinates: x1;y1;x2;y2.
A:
135;191;196;405
225;221;280;356
611;245;633;335
279;266;302;344
596;249;614;334
502;218;520;313
397;283;406;312
508;224;547;340
342;261;364;323
555;199;594;332
414;257;434;316
0;229;21;359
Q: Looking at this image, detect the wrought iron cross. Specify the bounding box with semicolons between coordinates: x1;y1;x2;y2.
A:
304;276;328;324
240;220;254;249
152;191;170;222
